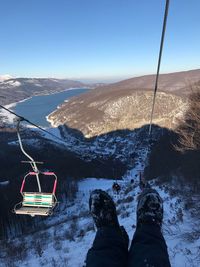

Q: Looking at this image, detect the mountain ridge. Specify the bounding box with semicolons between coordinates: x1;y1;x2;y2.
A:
0;77;91;106
47;69;200;137
92;69;200;95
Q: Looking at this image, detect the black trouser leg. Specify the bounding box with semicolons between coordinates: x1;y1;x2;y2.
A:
128;224;171;267
86;226;128;267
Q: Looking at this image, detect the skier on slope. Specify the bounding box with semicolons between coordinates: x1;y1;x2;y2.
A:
85;184;171;267
112;182;121;194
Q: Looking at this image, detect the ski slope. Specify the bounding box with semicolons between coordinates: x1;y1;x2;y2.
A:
1;151;200;267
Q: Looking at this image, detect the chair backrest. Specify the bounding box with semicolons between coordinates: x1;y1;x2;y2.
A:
23;192;54;208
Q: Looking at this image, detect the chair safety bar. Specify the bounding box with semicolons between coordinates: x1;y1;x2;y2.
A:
20;179;26;194
52;179;57;194
29;172;39;175
29;171;56;175
20;171;58;194
43;172;55;175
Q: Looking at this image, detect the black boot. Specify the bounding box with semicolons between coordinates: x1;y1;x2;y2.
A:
89;189;129;247
89;189;120;228
137;188;163;227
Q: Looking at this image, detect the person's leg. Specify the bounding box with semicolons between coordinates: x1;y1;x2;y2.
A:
85;189;129;267
128;188;171;267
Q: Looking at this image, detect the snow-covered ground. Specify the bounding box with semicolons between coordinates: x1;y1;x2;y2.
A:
1;149;200;267
0;103;16;123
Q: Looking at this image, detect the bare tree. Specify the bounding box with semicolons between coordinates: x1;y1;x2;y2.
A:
175;88;200;151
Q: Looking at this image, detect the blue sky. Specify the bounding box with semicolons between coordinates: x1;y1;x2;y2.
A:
1;0;200;81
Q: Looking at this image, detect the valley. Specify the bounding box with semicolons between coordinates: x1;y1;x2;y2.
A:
0;69;200;267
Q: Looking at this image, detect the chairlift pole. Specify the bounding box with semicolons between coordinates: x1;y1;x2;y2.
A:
16;119;41;192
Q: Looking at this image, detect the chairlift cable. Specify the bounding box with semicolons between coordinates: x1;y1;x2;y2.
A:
0;104;110;169
148;0;170;136
0;104;70;144
140;0;170;189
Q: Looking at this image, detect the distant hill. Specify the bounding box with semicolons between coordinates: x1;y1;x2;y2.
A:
0;77;87;105
92;69;200;96
0;74;13;82
48;69;200;137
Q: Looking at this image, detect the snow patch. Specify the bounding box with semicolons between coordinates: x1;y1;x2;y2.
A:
0;74;13;82
4;80;21;87
0;102;17;123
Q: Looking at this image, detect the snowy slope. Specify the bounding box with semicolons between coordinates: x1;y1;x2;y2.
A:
1;147;200;267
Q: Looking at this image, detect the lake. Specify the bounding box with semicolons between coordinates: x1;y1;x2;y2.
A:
13;88;90;127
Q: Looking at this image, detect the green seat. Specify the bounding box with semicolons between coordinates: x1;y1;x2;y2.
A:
14;192;56;216
23;192;54;207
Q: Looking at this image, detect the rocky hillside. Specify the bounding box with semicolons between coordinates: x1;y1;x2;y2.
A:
49;90;187;137
48;69;200;138
47;69;200;138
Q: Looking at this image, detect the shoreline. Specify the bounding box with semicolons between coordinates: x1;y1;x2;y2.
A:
46;99;69;128
46;115;57;128
0;96;35;123
0;102;19;123
0;87;89;125
33;86;89;97
3;86;89;106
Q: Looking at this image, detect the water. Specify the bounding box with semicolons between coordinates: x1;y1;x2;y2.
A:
13;88;90;127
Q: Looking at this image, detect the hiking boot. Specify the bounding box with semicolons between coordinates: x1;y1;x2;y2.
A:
137;188;163;227
89;189;119;228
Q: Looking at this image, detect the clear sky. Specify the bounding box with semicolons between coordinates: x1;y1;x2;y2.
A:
1;0;200;81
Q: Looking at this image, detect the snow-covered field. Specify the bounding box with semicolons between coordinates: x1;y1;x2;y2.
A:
1;150;200;267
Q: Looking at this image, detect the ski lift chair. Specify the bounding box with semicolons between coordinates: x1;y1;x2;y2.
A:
13;118;58;217
14;171;58;217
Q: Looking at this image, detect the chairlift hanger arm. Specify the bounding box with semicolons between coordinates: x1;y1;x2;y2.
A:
17;119;36;166
16;119;41;192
